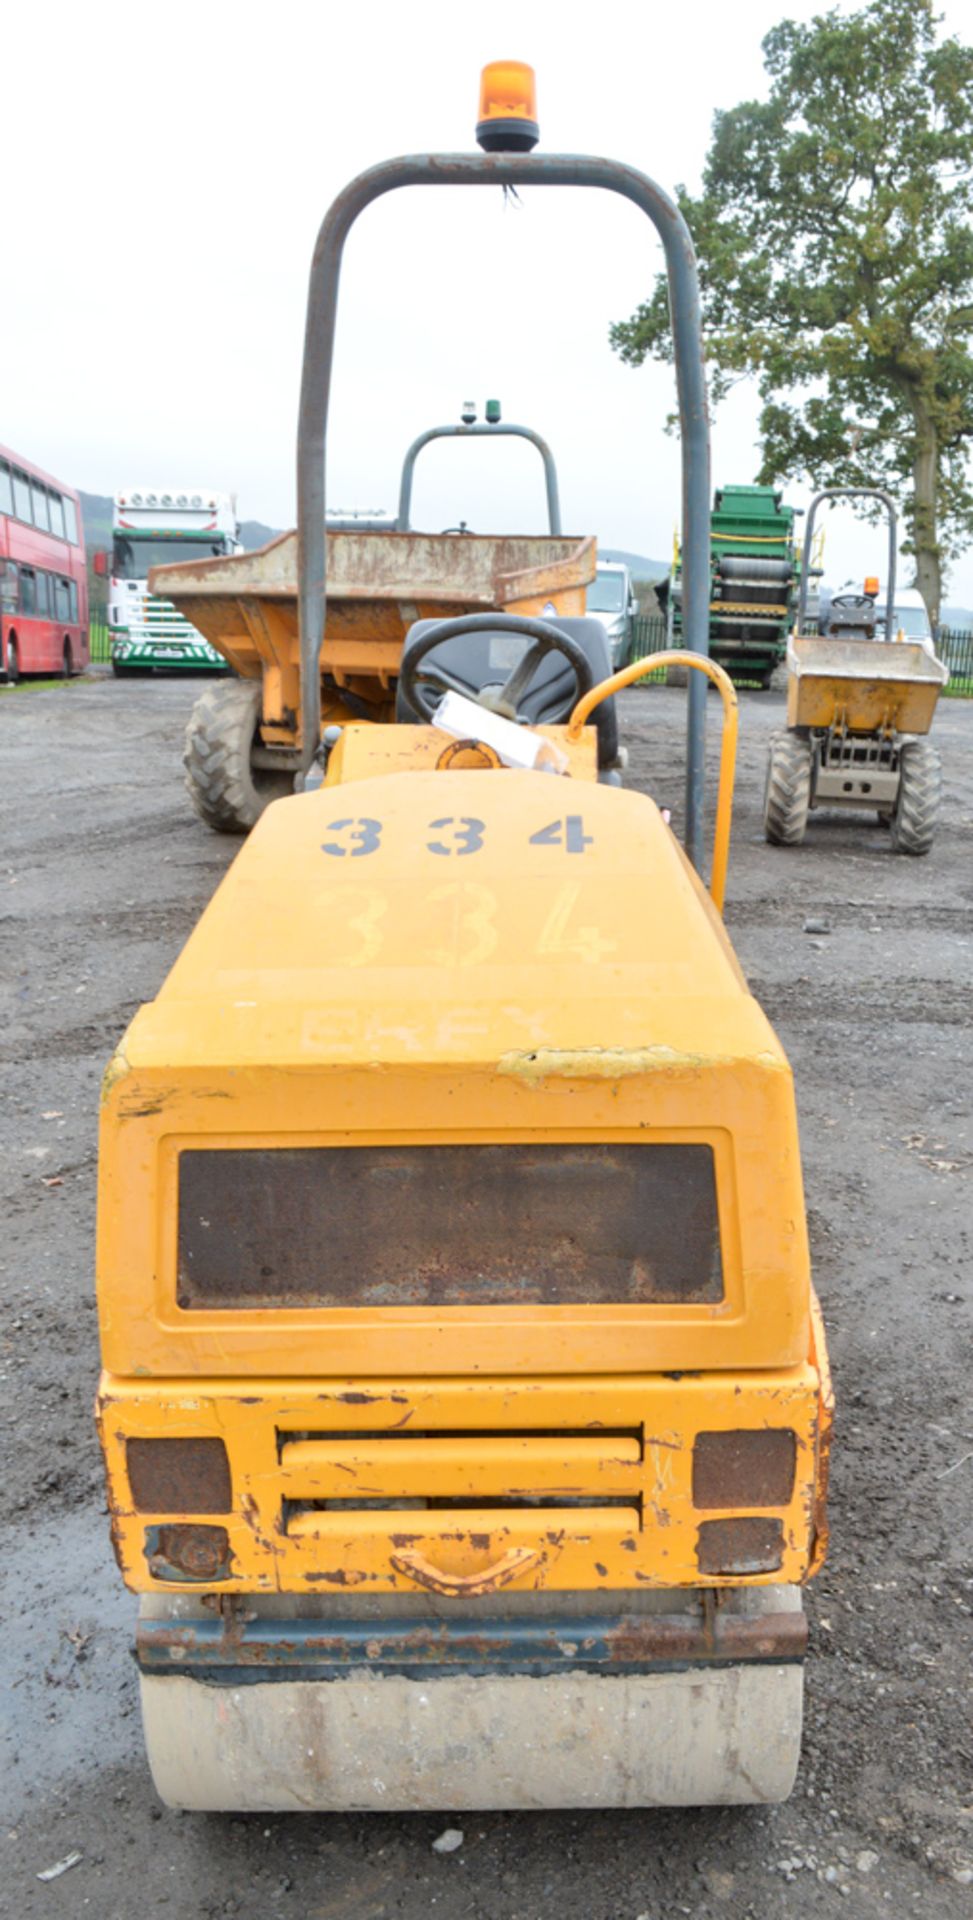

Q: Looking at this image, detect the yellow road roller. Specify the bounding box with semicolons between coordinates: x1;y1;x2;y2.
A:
95;64;832;1811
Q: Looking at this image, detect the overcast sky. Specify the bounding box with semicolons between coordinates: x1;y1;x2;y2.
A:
6;0;972;600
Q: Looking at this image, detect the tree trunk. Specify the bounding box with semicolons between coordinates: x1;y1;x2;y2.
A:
910;398;941;632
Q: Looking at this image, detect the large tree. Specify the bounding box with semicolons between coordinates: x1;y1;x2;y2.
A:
611;0;973;623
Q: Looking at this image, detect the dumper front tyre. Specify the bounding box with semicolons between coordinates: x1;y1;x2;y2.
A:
184;681;294;833
764;731;812;845
889;738;941;856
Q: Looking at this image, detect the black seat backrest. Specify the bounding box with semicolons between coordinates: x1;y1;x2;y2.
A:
395;616;619;770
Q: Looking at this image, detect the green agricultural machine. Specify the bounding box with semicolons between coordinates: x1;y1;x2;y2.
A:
663;485;799;687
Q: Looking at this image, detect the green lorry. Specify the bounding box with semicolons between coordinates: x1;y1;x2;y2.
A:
662;484;799;687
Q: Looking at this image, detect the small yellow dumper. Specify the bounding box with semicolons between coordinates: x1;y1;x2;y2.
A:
96;64;831;1812
152;527;596;833
764;488;949;853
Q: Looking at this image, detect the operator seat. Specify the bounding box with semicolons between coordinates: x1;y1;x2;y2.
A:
820;591;878;641
396;616;621;772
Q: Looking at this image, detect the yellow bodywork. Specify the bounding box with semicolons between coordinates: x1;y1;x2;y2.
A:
786;633;948;734
96;685;830;1606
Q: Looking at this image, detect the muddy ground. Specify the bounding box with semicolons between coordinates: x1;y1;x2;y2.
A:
1;671;971;1919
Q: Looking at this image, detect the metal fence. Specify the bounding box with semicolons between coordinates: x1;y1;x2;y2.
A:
624;615;973;695
939;627;973;695
626;615;669;668
85;610;973;692
89;617;112;663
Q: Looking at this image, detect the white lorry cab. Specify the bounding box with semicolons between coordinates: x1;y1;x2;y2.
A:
107;489;240;674
586;558;638;667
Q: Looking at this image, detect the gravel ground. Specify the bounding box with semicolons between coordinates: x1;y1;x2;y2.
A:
1;669;971;1918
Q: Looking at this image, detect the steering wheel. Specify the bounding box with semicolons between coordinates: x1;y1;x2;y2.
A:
830;593;876;617
400;612;595;725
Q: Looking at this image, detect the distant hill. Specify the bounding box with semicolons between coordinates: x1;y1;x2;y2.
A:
598;547;668;583
78;490;113;550
943;606;973;630
239;520;280;550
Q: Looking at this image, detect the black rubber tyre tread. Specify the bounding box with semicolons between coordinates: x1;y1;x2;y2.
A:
183;681;292;834
769;663;790;693
763;730;812;845
664;663;688;687
889;738;941;856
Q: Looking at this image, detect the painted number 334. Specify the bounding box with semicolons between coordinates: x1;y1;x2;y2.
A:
321;816;593;858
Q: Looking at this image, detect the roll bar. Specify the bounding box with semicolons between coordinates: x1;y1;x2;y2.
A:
798;488;898;644
569;652;738;915
297;152;711;870
397;421;562;534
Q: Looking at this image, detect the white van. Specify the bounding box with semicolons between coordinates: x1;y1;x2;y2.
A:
875;587;934;643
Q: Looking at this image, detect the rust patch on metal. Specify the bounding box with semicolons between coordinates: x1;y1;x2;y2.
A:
692;1429;797;1510
696;1516;784;1576
606;1603;806;1665
126;1436;231;1515
239;1493;261;1533
807;1289;835;1578
147;1524;232;1581
302;1568;371;1586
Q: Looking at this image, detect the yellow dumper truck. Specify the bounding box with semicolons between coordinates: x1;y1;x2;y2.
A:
156;526;600;832
95;64;832;1811
765;488;948;852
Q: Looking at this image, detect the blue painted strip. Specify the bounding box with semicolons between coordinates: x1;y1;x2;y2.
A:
136;1610;804;1684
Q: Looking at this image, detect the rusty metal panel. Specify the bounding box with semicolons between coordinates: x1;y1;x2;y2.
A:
150;529;595;602
126;1436;232;1514
696;1518;784;1576
692;1430;796;1510
177;1143;723;1310
100;1371;824;1596
136;1595;808;1678
145;1524;234;1582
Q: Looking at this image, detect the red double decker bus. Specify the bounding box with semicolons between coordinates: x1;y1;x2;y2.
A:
1;445;89;681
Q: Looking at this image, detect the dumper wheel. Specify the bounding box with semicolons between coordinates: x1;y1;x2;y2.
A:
184;681;294;833
763;730;812;845
889;739;941;856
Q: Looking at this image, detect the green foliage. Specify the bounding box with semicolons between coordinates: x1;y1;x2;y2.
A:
610;0;973;619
